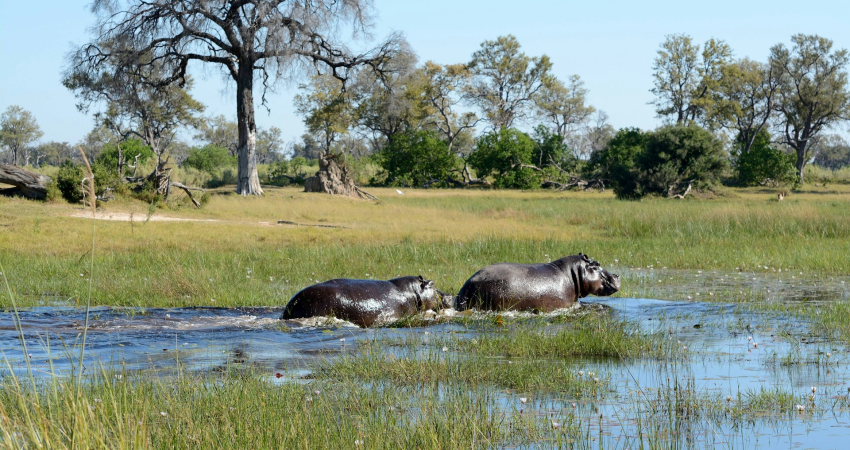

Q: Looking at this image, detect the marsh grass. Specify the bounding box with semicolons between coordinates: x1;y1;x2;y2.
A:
3;186;848;309
0;367;570;450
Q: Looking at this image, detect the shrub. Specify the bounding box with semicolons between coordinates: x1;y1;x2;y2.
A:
636;124;728;197
585;128;648;199
586;125;727;199
468;128;540;189
735;130;796;186
55;161;117;203
182;145;235;176
378;130;457;186
94;139;154;176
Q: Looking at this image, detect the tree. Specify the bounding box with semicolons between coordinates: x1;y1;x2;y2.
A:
418;61;479;154
650;34;733;126
734;129;796;186
256;126;284;163
64;56;204;167
811;134;850;170
195;115;239;156
534;75;595;140
468;128;539;189
71;1;403;196
466;35;553;129
378;130;456;186
712;58;779;154
34;141;76;167
77;125;121;163
351;47;429;152
292;134;324;160
295;74;354;154
770;34;850;183
0;106;43;166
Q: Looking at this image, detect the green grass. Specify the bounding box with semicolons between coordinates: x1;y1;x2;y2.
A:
0;368;568;450
324;315;666;393
1;185;849;308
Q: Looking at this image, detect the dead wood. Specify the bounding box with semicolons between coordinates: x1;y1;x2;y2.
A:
668;180;693;199
0;164;51;199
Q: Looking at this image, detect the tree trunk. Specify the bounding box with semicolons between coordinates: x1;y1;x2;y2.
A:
795;141;807;184
235;67;263;196
0;164;51;199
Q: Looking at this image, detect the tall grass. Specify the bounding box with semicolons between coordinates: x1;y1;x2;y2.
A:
0;365;595;450
1;186;848;308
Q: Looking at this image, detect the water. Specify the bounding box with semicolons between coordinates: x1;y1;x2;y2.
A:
2;270;850;449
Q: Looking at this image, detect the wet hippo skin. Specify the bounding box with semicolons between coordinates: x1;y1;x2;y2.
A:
281;276;443;327
454;253;620;312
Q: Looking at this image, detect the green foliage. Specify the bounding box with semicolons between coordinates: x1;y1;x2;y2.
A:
637;124;728;196
182;145;235;175
587;125;727;199
468;128;540;189
54;161;116;203
290;157;307;175
378;130;457;186
735;130;796;186
44;180;63;203
267;160;293;186
532;125;577;172
93;139;154;175
585;128;648;199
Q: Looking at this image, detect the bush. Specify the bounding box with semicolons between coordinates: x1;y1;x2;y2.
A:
735;130;796;186
587;125;727;199
55;161;117;203
468;128;540;189
637;124;728;197
183;145;235;176
585;128;648;199
532;125;577;172
378;130;457;186
94;139;154;176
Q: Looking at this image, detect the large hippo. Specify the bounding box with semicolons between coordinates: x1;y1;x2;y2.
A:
454;253;620;312
281;276;448;327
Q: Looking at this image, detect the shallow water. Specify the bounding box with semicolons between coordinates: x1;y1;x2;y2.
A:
2;270;850;449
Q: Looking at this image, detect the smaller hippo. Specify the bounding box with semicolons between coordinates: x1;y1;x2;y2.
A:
281;276;447;327
455;253;620;312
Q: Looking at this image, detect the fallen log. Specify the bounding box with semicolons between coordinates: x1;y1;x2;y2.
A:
0;164;51;199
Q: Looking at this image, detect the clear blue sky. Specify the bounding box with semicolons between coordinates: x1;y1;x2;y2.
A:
1;0;849;146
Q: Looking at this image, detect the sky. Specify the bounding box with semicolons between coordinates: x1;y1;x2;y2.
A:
1;0;849;147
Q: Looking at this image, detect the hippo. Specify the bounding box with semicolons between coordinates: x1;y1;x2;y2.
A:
454;253;620;312
280;276;449;327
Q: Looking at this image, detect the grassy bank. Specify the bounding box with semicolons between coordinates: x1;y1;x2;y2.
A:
0;185;847;308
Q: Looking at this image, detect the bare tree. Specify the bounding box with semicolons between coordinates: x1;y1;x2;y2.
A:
770;34;850;183
70;0;402;196
0;106;43;166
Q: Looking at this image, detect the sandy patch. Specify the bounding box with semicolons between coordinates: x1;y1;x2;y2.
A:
69;211;219;223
